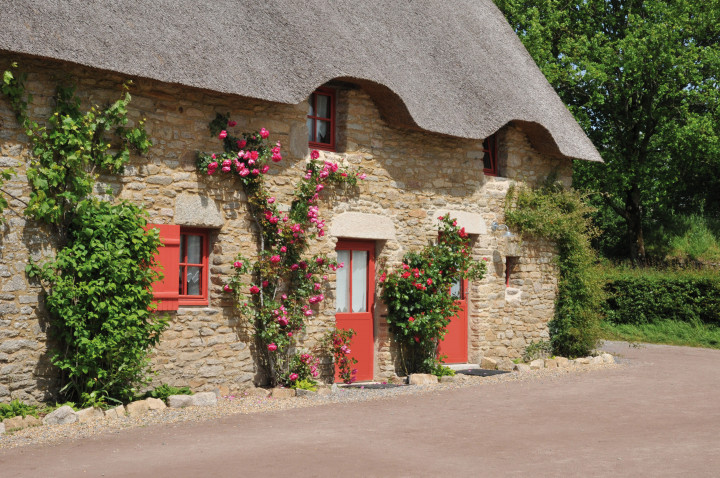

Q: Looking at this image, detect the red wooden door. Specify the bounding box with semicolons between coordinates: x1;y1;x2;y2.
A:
438;278;468;363
335;240;375;382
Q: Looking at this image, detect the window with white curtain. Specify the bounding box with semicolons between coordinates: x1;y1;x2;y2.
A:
336;248;369;313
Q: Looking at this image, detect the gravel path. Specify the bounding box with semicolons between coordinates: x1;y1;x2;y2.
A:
0;361;619;451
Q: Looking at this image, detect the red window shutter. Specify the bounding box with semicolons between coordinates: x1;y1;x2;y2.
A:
147;224;180;311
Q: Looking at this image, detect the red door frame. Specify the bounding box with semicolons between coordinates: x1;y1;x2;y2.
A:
334;240;375;382
438;278;469;364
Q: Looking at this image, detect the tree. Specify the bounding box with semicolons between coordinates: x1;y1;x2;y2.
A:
494;0;720;261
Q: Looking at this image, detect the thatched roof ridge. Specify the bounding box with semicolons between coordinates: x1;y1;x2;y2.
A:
0;0;602;162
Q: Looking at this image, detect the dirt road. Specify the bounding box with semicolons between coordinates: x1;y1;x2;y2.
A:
2;341;719;477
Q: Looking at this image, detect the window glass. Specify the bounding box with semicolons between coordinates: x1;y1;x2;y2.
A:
307;96;314;116
351;250;367;312
336;250;350;312
307;117;314;142
450;279;462;299
316;94;331;118
187;235;202;264
186;266;201;295
316;120;330;143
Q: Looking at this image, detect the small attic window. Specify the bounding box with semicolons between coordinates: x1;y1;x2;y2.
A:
307;87;336;151
482;134;498;176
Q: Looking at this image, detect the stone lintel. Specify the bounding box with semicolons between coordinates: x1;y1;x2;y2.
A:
433;210;487;235
174;193;224;228
330;212;396;240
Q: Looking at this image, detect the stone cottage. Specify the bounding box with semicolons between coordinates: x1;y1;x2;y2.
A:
0;0;601;402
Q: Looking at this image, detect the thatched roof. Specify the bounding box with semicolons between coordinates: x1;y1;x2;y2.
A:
0;0;601;162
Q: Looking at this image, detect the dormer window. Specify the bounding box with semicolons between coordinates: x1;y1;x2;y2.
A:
307;87;336;151
482;134;498;176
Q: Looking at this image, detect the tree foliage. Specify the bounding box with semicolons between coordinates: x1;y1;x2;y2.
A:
495;0;720;261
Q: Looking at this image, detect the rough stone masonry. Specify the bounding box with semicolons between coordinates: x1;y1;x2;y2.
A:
0;55;569;403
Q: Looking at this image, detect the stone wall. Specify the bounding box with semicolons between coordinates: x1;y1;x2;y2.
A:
0;55;572;403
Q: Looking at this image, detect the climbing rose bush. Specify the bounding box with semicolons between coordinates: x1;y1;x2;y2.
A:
323;328;359;384
380;214;486;375
197;114;364;387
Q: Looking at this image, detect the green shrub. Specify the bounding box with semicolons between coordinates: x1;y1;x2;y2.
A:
505;180;604;358
292;379;318;391
30;200;169;406
0;399;40;419
145;384;193;401
602;267;720;327
432;364;456;378
522;340;553;362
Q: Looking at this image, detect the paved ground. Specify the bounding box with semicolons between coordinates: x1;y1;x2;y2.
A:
2;341;719;477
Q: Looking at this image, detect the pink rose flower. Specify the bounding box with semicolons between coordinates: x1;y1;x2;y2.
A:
260;128;269;139
228;120;237;127
289;373;298;381
270;255;281;263
233;261;243;268
267;197;275;204
268;343;277;352
358;173;367;180
271;153;282;162
261;165;270;173
310;150;320;160
237;139;247;149
223;284;231;292
262;280;269;287
250;150;259;160
219;130;227;139
280;246;287;253
250;285;260;294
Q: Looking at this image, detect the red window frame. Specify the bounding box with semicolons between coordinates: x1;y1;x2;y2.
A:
308;87;336;151
178;228;209;306
482;133;498;176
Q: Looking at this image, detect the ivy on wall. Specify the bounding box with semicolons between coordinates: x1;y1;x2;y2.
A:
505;179;604;358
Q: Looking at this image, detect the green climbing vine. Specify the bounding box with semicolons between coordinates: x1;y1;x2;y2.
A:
505;179;604;358
1;64;167;406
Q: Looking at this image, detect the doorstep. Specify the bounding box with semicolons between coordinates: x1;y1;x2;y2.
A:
445;363;480;371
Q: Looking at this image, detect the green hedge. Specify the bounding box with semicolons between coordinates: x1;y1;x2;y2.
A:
603;268;720;327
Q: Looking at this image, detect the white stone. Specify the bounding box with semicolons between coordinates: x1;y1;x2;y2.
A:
270;388;296;399
104;405;125;419
590;356;604;365
191;391;218;406
408;374;438;385
556;357;570;367
146;397;167;410
480;357;498;370
601;353;615;364
167;394;194;408
513;363;531;373
530;359;545;370
0;421;4;434
126;399;150;417
295;388;317;397
76;406;104;423
330;212;396;240
43;405;78;426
